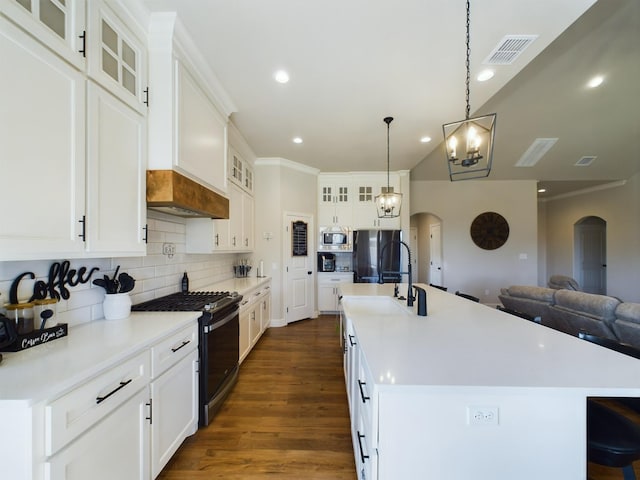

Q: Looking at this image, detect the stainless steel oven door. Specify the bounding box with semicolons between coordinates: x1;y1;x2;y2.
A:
199;303;239;426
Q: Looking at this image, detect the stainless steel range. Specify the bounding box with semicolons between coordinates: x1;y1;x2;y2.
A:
132;291;242;426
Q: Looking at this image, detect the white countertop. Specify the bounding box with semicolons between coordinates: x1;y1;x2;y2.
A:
0;312;199;405
340;283;640;395
199;276;271;296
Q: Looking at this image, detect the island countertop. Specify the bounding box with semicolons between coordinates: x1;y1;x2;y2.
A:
340;283;640;395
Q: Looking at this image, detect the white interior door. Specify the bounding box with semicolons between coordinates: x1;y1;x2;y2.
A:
429;223;443;286
285;213;314;323
575;219;606;294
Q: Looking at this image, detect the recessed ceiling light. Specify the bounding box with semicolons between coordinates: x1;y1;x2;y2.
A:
274;70;290;84
587;75;604;88
477;69;495;82
420;136;432;143
537;188;546;193
292;137;303;144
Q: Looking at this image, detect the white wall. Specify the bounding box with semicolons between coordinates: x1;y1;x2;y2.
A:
410;180;538;303
543;172;640;302
254;158;319;325
0;211;240;327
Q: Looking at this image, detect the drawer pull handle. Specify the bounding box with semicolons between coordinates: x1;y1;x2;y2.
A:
171;340;191;353
356;431;370;463
348;334;356;347
96;379;132;404
358;380;370;403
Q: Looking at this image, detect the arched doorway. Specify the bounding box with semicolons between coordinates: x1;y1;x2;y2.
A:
410;213;443;285
574;216;606;294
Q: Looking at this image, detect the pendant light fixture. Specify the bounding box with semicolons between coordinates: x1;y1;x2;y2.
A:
375;116;402;218
442;0;497;181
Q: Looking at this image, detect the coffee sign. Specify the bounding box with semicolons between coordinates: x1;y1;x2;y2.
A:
9;260;100;304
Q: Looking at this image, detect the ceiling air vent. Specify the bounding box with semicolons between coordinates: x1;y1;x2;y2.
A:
575;156;597;167
515;138;558;167
483;35;538;65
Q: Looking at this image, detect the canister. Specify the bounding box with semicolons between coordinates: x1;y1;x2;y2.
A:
5;302;35;334
34;298;58;330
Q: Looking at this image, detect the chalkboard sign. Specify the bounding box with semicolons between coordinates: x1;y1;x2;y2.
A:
292;221;308;256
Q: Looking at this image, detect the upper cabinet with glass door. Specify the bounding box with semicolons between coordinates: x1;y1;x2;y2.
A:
2;0;86;70
86;0;147;114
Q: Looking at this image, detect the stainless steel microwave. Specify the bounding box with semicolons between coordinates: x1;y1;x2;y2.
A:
318;226;352;251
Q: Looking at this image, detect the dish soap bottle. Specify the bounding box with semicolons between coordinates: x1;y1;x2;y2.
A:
181;272;189;293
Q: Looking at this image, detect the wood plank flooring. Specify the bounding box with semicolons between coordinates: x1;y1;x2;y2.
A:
157;314;639;480
157;315;356;480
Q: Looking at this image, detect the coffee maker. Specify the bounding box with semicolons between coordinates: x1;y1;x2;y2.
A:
317;253;336;272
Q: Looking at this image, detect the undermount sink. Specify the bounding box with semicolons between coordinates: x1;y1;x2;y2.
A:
342;296;411;317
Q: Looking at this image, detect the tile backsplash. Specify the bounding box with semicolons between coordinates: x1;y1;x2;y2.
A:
0;213;245;327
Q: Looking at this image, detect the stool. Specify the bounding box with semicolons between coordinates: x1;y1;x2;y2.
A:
588;401;640;480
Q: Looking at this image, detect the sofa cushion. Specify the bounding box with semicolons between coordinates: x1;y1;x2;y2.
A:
612;303;640;349
506;285;555;302
548;275;581;291
554;290;621;321
616;303;640;324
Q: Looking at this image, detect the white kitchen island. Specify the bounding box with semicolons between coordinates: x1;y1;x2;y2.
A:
339;283;640;480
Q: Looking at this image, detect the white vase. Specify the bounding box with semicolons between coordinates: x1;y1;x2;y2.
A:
103;293;132;320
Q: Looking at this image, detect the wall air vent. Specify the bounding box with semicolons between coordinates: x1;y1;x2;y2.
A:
515;138;558;167
575;156;597;167
483;35;538;65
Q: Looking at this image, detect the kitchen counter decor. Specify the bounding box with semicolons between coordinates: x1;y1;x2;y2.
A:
92;266;136;320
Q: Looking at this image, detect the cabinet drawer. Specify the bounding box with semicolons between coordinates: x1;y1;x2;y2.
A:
45;350;150;456
151;323;198;378
357;357;374;427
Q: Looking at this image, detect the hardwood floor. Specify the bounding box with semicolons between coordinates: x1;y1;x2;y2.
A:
157;314;640;480
157;315;356;480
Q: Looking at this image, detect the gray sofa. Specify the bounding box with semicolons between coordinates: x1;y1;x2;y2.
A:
498;284;640;349
498;286;556;328
547;290;620;339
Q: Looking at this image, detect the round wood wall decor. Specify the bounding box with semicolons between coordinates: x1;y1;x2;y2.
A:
470;212;509;250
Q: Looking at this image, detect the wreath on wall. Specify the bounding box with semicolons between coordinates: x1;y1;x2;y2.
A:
470;212;510;250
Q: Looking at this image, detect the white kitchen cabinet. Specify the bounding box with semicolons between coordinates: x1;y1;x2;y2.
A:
148;14;229;196
45;387;150;480
259;285;271;333
150;349;198;478
239;281;271;363
318;174;352;226
242;191;254;250
239;295;254;363
86;81;146;256
229;183;253;251
2;0;86;70
86;0;148;115
1;16;86;260
185;216;230;252
318;272;353;313
1;9;147;261
228;145;244;189
185;183;252;253
352;173;401;230
45;349;151;480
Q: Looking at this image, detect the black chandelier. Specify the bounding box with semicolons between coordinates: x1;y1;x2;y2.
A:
442;0;497;181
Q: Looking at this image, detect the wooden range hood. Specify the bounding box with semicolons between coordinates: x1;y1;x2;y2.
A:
146;170;229;219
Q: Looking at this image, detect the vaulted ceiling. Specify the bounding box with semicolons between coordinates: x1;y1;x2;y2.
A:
143;0;640;196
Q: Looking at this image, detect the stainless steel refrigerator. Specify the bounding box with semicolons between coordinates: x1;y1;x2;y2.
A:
352;230;402;283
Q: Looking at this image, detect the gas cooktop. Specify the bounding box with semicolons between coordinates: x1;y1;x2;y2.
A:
131;291;241;313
